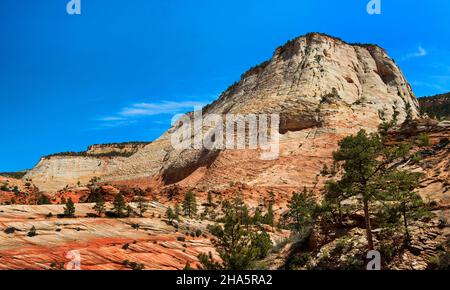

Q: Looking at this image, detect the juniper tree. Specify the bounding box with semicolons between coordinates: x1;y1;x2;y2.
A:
226;197;251;230
27;226;37;237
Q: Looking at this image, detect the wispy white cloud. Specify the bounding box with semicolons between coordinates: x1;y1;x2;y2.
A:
97;116;127;121
95;98;212;129
86;119;138;131
401;46;428;61
120;101;206;117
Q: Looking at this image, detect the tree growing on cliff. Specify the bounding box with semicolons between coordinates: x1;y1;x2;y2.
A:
135;195;148;217
378;104;400;138
166;206;176;222
377;170;430;244
113;193;127;218
327;129;413;250
198;197;273;270
174;202;181;220
263;203;275;227
182;190;197;218
286;187;318;233
207;191;214;207
253;208;263;224
64;197;76;218
93;194;106;216
404;102;413;123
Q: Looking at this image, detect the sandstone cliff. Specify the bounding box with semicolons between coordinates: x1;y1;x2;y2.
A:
103;33;420;191
25;33;420;193
24;142;149;192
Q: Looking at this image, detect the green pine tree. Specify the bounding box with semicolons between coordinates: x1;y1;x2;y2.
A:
166;206;176;222
136;195;148;217
174;202;181;220
182;190;197;218
327;129;414;250
93;194;106;216
198;197;273;270
404;102;413;123
263;203;274;227
253;208;263;224
286;188;317;233
378;170;430;244
64;197;76;218
37;194;51;205
113;193;127;218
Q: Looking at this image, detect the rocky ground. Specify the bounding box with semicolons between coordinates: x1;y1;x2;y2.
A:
0;202;215;270
1;33;448;270
264;120;450;270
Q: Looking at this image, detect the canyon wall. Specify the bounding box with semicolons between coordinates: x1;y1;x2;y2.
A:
25;33;420;193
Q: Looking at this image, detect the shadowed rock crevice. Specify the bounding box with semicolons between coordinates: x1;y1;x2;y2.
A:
161;149;221;185
279;113;322;134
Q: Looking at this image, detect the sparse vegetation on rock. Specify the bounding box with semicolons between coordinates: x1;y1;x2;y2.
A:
92;194;106;216
113;193;127;218
63;197;76;218
198;197;273;270
182;190;197;218
135;195;148;217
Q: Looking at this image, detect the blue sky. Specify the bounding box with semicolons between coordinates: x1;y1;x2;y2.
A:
0;0;449;172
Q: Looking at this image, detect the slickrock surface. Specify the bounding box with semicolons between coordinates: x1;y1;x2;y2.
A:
24;142;149;192
101;33;419;193
0;202;214;270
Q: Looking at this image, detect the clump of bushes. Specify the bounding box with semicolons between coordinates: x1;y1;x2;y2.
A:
27;226;37;237
4;227;18;234
417;133;430;147
129;262;145;270
121;259;145;270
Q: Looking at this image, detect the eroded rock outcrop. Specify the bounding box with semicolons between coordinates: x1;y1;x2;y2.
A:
24;33;420;196
24;142;149;192
103;33;419;193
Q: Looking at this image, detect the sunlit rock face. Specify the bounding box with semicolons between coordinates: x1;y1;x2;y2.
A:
26;33;419;193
